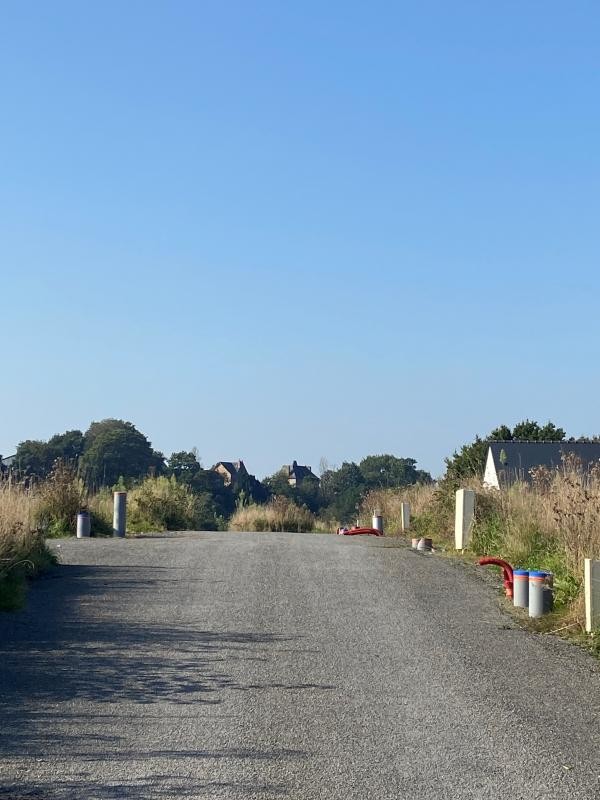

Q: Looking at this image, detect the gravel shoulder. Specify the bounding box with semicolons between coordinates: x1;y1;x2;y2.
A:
1;532;599;799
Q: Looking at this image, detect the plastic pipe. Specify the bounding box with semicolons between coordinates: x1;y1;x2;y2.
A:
528;571;546;618
76;511;91;539
372;515;384;534
478;557;514;599
343;527;384;537
513;569;529;608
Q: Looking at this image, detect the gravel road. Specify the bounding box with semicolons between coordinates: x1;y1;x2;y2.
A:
1;531;600;799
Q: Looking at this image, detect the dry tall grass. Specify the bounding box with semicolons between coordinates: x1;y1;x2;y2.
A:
229;496;315;532
358;484;436;533
0;480;53;608
0;481;42;565
369;460;600;612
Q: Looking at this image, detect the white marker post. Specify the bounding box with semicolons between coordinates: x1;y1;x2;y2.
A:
584;559;600;633
455;489;475;550
113;491;127;538
400;502;410;533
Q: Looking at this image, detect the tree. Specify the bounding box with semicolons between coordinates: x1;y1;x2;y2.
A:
320;462;364;501
320;462;365;522
14;439;52;478
511;420;565;442
15;429;84;478
47;430;84;466
359;455;431;489
445;419;566;482
80;419;164;487
167;451;202;482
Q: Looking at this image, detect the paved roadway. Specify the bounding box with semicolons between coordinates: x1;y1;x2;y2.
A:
1;532;600;799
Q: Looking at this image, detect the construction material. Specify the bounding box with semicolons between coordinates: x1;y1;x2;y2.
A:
513;569;529;608
478;557;514;599
372;514;384;534
76;511;91;539
455;489;475;549
343;527;384;537
528;571;547;618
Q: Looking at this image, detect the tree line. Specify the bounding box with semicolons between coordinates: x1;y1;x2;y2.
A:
8;418;432;525
9;416;584;527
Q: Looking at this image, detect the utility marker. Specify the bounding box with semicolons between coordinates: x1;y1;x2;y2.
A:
584;558;600;633
400;502;410;532
454;489;475;550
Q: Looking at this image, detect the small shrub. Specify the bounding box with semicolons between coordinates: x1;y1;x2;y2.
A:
0;480;56;610
127;476;217;532
229;497;315;532
36;461;84;537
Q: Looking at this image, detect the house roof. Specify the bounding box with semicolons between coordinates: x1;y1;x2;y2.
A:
214;460;247;476
1;454;16;468
487;441;600;481
288;461;319;481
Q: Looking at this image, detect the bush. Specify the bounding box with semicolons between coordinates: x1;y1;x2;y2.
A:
358;484;437;534
229;496;316;532
36;461;84;537
0;480;56;610
127;476;218;532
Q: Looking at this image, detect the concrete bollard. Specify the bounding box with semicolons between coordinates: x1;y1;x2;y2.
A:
513;569;529;608
400;503;410;533
528;571;547;618
113;491;127;538
585;559;600;632
76;511;91;539
372;514;384;534
454;489;475;550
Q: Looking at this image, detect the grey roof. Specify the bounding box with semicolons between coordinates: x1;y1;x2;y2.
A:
488;441;600;483
214;461;247;476
288;461;319;482
1;454;16;468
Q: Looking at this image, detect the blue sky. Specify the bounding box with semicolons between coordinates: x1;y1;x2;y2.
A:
1;1;599;478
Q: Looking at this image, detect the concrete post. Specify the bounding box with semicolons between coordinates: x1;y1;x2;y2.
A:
454;489;475;550
584;559;600;632
76;511;91;538
372;514;383;534
400;502;410;532
113;491;127;538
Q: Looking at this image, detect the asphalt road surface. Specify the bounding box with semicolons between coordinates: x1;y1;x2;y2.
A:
1;532;600;800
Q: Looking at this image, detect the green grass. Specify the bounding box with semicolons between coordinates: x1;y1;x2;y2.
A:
0;545;58;611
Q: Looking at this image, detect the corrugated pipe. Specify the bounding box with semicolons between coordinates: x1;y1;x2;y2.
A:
478;557;514;599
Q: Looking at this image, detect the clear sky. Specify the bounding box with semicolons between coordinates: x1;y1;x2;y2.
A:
2;1;599;478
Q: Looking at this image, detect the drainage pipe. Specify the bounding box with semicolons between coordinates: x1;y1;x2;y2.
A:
513;569;529;608
478;557;514;599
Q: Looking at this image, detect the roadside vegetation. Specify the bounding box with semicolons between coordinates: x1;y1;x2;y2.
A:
229;497;315;532
0;481;56;609
363;420;600;631
4;414;600;631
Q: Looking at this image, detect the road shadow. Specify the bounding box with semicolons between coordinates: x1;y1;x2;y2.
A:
0;564;314;798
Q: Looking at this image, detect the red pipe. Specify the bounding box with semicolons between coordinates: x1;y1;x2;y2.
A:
478;557;514;599
342;527;384;537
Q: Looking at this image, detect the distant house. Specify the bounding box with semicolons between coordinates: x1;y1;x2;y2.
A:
213;460;249;487
483;442;600;489
0;454;16;477
284;460;319;487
